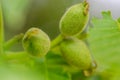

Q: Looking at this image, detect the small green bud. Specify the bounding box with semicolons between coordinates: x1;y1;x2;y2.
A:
22;28;50;57
60;1;89;36
60;37;92;70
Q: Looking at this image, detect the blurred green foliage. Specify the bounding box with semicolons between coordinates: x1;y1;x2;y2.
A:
1;0;82;39
1;0;82;51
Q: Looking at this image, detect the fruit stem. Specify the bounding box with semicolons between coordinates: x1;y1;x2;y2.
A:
0;2;7;63
5;51;28;60
0;2;4;55
4;33;24;50
51;34;64;49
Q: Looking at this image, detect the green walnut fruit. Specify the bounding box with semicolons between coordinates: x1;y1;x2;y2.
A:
22;28;50;57
60;37;92;70
60;1;89;36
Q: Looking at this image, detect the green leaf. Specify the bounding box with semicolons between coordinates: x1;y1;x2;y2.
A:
5;51;71;80
30;53;71;80
46;51;68;67
48;67;71;80
88;11;120;79
46;51;71;80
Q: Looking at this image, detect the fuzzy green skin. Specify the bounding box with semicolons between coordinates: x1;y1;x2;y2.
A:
60;38;92;70
60;2;89;36
22;28;50;57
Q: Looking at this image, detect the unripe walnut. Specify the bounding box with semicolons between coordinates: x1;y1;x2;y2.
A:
60;1;89;36
60;37;92;70
22;28;50;57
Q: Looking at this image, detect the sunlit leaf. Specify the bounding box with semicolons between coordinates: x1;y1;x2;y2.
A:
88;11;120;79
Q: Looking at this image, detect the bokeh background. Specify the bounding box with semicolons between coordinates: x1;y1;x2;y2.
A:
1;0;120;51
